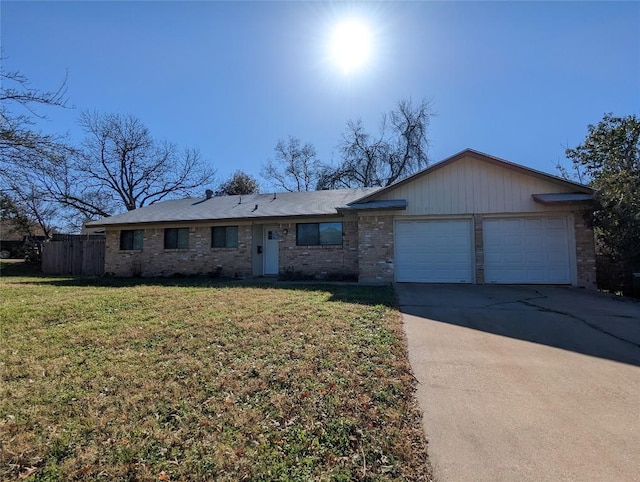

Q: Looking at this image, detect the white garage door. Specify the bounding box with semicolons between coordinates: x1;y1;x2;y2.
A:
483;217;571;284
395;219;473;283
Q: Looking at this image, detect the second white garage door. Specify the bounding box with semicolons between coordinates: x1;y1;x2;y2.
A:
395;219;473;283
483;217;572;284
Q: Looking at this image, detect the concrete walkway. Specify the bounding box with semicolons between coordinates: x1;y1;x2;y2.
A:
398;284;640;482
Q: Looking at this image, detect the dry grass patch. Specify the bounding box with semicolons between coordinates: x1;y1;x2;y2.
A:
1;269;430;481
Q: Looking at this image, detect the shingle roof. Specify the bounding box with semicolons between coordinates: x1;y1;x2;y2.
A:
86;188;380;227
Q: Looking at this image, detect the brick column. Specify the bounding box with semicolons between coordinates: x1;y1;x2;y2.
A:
357;214;395;283
474;214;484;284
574;212;597;289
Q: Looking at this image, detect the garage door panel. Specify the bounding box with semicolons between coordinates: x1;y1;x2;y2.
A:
484;217;571;284
524;252;545;264
504;234;523;246
546;218;566;229
524;218;543;230
548;251;567;263
525;234;543;247
396;220;472;283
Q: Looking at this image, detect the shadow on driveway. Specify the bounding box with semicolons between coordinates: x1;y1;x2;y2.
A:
396;283;640;367
399;283;640;482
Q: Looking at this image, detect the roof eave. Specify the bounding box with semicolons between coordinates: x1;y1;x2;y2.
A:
532;193;595;206
86;211;352;229
340;200;408;212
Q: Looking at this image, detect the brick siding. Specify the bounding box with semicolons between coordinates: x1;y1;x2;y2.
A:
278;218;359;279
357;214;395;283
104;225;252;278
104;218;360;279
574;212;597;289
473;214;484;284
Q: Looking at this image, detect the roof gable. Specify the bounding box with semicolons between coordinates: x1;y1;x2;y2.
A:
352;149;593;205
350;149;594;216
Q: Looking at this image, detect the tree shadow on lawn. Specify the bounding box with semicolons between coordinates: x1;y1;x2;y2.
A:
0;259;43;277
3;267;395;307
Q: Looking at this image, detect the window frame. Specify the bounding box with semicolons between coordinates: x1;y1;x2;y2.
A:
164;227;189;250
296;222;343;246
211;226;239;248
119;229;144;251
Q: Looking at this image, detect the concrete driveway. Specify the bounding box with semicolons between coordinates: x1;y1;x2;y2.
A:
398;284;640;482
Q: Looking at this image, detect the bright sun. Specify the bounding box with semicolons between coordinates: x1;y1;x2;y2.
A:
329;19;372;75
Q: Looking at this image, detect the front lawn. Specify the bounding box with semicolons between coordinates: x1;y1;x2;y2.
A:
0;268;430;480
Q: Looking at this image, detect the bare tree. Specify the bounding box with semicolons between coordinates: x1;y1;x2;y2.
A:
0;64;73;235
217;170;260;195
262;137;322;192
1;65;216;230
53;111;216;218
1;170;60;238
0;67;70;163
319;99;432;189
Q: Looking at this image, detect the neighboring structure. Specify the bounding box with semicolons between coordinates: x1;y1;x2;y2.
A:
87;149;597;288
0;219;47;258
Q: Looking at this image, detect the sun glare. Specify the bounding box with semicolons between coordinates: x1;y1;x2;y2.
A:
329;19;372;75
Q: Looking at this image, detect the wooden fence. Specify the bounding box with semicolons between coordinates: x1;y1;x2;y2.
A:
42;238;105;276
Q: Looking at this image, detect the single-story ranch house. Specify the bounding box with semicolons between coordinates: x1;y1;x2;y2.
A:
87;149;596;287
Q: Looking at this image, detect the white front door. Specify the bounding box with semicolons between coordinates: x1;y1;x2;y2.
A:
264;226;279;275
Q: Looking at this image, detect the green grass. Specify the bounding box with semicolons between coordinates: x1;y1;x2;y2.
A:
0;263;431;481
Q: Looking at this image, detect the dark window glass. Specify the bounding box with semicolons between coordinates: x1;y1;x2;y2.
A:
212;226;238;248
319;222;342;245
296;223;342;246
120;229;143;250
164;228;189;249
297;223;319;245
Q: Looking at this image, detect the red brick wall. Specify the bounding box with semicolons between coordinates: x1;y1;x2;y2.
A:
473;214;484;284
574;212;597;289
104;225;252;278
357;214;395;283
278;218;359;279
104;218;360;279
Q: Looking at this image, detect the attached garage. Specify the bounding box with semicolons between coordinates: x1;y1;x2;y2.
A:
395;219;473;283
345;149;595;288
483;217;572;284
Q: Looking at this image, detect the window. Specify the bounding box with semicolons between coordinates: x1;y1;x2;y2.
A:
120;229;143;250
164;228;189;249
212;226;238;248
296;222;342;246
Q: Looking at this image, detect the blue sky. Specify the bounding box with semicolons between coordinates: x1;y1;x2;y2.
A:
3;1;639;189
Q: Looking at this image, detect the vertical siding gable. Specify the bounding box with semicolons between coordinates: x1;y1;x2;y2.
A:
376;155;575;215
